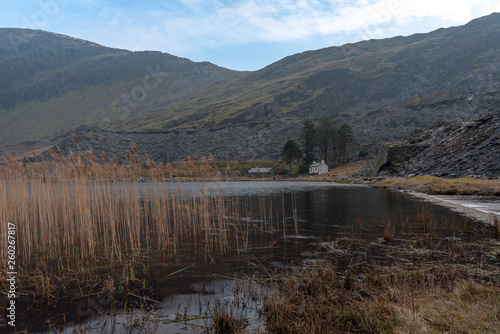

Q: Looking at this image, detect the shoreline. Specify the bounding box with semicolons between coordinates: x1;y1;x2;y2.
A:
2;170;499;332
284;170;500;225
404;190;500;225
126;173;500;225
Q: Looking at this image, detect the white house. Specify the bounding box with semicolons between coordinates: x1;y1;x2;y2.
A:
309;160;328;175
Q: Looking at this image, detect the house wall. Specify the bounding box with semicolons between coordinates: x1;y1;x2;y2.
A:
310;164;327;175
318;165;328;175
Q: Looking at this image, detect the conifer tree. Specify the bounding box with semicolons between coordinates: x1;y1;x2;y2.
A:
281;139;302;172
300;119;316;165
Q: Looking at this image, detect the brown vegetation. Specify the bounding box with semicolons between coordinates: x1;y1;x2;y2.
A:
1;146;499;333
371;175;500;195
261;216;500;334
0;145;283;310
327;160;368;177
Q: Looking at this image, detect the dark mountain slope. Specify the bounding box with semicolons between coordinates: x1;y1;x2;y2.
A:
0;29;240;109
170;13;500;139
357;111;500;178
36;121;303;164
0;28;241;153
125;13;500;152
1;13;500;163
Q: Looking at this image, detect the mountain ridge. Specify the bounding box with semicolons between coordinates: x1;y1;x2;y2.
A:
1;13;500;162
0;28;242;154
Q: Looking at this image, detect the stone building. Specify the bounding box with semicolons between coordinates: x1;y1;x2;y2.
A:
309;160;328;175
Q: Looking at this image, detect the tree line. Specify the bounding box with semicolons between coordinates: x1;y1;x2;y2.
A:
281;118;357;172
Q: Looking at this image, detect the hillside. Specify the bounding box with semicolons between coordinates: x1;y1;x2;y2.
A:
168;12;500;143
0;28;241;154
34;121;302;164
1;13;500;162
357;111;500;178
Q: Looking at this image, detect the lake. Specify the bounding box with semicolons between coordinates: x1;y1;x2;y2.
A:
15;181;472;333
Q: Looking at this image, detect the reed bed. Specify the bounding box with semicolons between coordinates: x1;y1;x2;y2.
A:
0;144;283;307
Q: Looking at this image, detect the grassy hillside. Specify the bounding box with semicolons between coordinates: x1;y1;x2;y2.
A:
1;13;500;156
129;12;500;141
0;28;241;153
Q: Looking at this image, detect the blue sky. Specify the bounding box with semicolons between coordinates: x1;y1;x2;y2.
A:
2;0;500;71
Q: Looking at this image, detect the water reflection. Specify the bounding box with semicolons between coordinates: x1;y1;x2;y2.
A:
21;181;470;333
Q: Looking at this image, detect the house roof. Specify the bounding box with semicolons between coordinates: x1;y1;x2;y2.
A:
248;167;273;173
310;161;327;167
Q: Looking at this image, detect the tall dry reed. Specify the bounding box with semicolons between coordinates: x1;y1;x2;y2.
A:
0;146;283;284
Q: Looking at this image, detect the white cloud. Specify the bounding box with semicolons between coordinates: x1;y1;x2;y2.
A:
63;0;500;57
187;0;498;43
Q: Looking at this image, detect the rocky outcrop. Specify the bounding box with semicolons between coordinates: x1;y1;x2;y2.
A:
357;112;500;178
356;142;429;177
37;121;303;163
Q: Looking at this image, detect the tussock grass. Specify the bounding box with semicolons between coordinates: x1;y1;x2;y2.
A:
493;215;500;239
261;215;500;334
383;219;395;243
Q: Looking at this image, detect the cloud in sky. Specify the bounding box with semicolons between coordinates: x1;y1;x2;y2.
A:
4;0;500;70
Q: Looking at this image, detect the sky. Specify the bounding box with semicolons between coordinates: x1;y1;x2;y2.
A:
2;0;500;71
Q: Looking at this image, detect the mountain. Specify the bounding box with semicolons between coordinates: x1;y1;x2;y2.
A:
356;111;500;178
167;12;500;141
1;13;500;162
0;28;241;154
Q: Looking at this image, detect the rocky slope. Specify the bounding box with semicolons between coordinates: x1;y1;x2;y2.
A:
39;121;302;163
357;111;500;178
158;12;500;146
1;13;500;163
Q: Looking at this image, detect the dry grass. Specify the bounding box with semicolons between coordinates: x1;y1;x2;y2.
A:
261;214;500;334
327;160;368;176
262;247;500;333
166;159;280;178
494;215;500;239
372;175;500;195
302;161;368;182
2;145;499;332
0;144;283;306
383;217;395;243
0;157;229;265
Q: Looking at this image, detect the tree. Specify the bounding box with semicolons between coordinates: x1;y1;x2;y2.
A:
339;124;355;165
314;117;339;165
300;119;316;165
281;139;302;172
